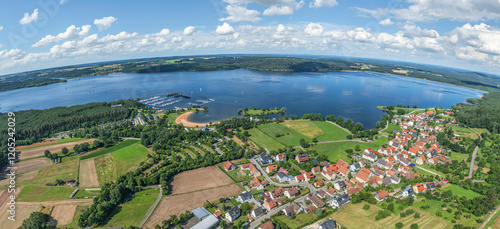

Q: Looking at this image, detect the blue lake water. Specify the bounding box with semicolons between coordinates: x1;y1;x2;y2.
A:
0;69;483;128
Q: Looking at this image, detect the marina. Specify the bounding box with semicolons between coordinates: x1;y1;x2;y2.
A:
139;93;214;109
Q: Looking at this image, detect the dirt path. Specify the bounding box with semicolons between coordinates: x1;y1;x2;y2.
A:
51;205;78;226
17;198;93;206
18;139;96;160
17;140;58;149
79;159;100;187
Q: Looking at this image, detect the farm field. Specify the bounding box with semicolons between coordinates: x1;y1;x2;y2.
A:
281;120;324;138
17;139;96;160
312;121;350;141
15;138;87;151
170;166;235;195
79;159;100;187
80;139;140;160
5;157;52;175
67;205;89;228
257;123;311;146
16;186;75;202
0;203;41;229
105;188;160;228
309;137;388;163
51;204;78;226
248;128;285;151
144;184;241;228
331;202;451;229
12;157;79;187
442;185;483;198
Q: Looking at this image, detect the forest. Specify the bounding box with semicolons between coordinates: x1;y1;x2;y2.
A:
2;55;500;93
452;92;500;134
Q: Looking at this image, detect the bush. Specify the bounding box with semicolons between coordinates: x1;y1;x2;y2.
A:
395;222;404;229
363;204;371;210
410;223;419;229
476;219;484;223
414;213;420;219
400;209;415;217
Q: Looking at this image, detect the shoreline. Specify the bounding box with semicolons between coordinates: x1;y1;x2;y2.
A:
175;111;219;127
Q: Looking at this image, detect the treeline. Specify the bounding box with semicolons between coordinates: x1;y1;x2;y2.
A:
453;92;500;134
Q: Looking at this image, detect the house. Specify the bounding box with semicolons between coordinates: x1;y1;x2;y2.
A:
382;177;392;186
312;166;321;174
362;152;378;162
326;187;336;197
337;159;349;168
283;202;303;216
355;169;370;183
240;163;252;170
266;164;278;173
223;161;237;171
338;166;349;176
404;172;420;180
319;219;337;229
314;181;324;188
377;159;392;169
258;221;274;229
307;193;325;208
259;153;274;165
400;158;411;166
275;153;287;162
401;186;415;197
317;189;328;199
375;190;390;201
368;175;382;188
390;175;401;184
266;187;285;199
425;182;436;190
305;206;317;214
295;174;305;182
237;192;253;203
264;200;278;211
304;172;315;181
331;194;350;208
250;177;267;190
427;157;438;164
398;165;410;173
323;164;338;173
249;164;261;177
416;155;426;165
251;207;264;219
226;206;241;222
295;154;310;163
322;170;336;180
349;162;362;171
284;187;299;198
191;207;219;229
276;172;289;182
334;181;346;191
413;183;427;194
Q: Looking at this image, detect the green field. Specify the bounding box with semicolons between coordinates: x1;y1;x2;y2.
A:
248;128;285;151
80;140;140;160
311;121;350;141
383;123;402;134
68;205;89;228
12;157;79;188
257;123;311;146
189;145;205;156
309;137;388;163
105;188;160;227
413;199;483;227
176;153;186;159
200;144;216;154
449;151;469;162
442;185;483;199
17;186;75;202
415;164;447;177
184;148;197;159
243;108;282;115
73;189;101;198
111;144;150;175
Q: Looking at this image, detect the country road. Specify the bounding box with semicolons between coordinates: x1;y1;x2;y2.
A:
138;185;163;228
479;205;500;229
468;128;483;180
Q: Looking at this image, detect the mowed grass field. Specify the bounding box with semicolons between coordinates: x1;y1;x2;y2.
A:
309;137;388;163
331;202;452;229
248;120;350;150
16;186;75;202
442;185;483;199
105;188;160;228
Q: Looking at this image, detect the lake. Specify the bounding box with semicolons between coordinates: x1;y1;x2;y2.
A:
0;69;482;128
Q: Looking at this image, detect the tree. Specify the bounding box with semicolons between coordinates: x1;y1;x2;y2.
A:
312;138;318;143
355;145;361;151
93;140;104;148
363;204;371;210
61;147;69;155
395;222;404;229
414;212;420;218
410;223;419;229
220;220;227;228
387;203;395;212
44;150;51;157
19;212;54;229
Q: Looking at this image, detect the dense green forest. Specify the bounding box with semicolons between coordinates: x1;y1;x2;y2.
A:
0;100;143;169
2;55;500;92
452;92;500;133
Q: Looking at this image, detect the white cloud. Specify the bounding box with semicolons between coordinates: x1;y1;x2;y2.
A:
216;22;235;35
304;23;323;36
94;16;117;31
263;6;294;16
451;23;500;56
0;49;25;59
223;0;304;9
309;0;338;8
32;25;92;47
171;36;183;43
379;19;394;26
59;0;67;5
0;26;3;31
355;0;500;22
19;9;40;25
183;26;196;36
220;5;261;22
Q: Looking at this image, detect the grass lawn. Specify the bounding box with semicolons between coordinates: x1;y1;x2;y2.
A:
281;120;324;139
442;185;483;199
184;148;197;159
68;205;89;228
17;186;75;202
451;126;474;133
275;212;323;228
95;143;149;181
176;153;186;160
309;137;388;163
201;144;216;154
105;188;160;227
383;123;402;134
414;164;446;177
73;189;101;198
243;108;282;115
449;151;469;162
56;138;86;144
413;198;483;227
331;201;452;229
190;145;206;156
248;128;285;151
12;158;79;188
80;140;140;160
257;123;311;146
312;121;350;142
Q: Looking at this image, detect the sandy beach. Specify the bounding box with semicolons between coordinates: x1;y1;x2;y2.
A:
175;111;218;127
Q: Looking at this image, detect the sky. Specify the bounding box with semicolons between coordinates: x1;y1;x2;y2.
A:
1;0;500;75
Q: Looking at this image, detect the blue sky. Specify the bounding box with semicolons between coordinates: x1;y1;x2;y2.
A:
1;0;500;75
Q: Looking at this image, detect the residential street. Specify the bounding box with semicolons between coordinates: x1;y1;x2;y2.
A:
248;195;308;228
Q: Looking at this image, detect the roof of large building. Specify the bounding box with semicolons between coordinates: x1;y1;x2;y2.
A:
192;207;212;220
190;214;219;229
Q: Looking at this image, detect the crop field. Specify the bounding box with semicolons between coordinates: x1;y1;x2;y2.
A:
310;137;388;163
0;203;40;229
331;202;451;229
13;157;79;188
145;184;241;228
79;159;100;188
105;189;160;228
170;166;235;194
248;128;285;151
18;139;96;160
52;204;78;226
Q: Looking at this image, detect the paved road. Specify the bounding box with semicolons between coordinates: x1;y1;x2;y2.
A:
249;195;308;228
414;165;441;176
468;128;483;179
378;121;390;138
122;137;141;140
480;205;500;229
325;121;352;135
138;185;162;227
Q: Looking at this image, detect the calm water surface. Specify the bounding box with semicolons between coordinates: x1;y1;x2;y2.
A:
0;69;482;128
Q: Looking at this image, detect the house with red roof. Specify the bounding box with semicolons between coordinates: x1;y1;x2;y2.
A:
413;183;427;194
375;190;389;201
295;154;309;163
304;172;315;181
338;166;349;176
224;161;237;171
322;169;336;180
266;164;278;173
337;159;350;169
264;200;278;211
427;157;438;164
275;153;287;162
295;174;305;182
312;166;321;174
355;169;370;183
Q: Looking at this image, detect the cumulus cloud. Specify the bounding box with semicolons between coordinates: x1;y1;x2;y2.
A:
216;22;235;35
0;26;3;31
223;0;304;9
94;16;117;31
263;6;294;16
19;9;40;25
220;5;261;22
183;26;196;36
304;23;323;36
379;19;394;26
32;25;92;47
450;23;500;57
309;0;338;8
355;0;500;22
